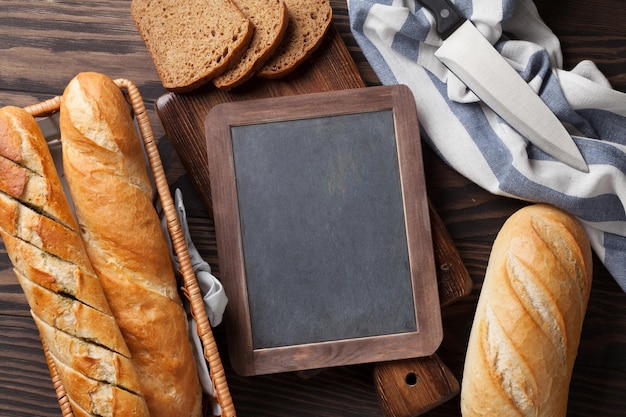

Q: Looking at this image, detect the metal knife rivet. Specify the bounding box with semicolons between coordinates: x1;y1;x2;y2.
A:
440;9;450;18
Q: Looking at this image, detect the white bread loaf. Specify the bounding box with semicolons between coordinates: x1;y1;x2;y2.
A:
14;269;130;356
460;203;593;417
1;228;111;312
0;106;148;416
60;72;202;417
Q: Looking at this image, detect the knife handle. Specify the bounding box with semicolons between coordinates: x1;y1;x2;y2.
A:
417;0;465;39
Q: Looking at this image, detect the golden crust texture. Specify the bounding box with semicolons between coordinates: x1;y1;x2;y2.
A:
0;105;147;416
460;204;593;417
0;106;77;229
257;0;332;78
131;0;254;92
60;71;202;417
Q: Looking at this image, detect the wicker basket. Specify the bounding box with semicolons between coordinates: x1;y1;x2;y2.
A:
23;78;235;417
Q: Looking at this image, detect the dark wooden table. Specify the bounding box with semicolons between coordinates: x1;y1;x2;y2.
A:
1;1;625;416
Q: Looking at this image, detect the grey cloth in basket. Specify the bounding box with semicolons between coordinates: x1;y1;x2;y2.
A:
162;188;227;416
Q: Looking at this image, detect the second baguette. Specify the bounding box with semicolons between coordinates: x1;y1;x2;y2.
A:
60;72;202;417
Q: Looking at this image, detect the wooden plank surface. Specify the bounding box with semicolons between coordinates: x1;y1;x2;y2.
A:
0;1;625;416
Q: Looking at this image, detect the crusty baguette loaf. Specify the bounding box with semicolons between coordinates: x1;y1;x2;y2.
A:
213;0;289;89
60;72;202;417
257;0;332;78
0;106;148;416
131;0;254;93
460;204;593;417
51;356;150;417
33;313;143;394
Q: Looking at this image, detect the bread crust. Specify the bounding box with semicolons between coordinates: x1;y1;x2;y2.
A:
51;353;151;417
460;204;593;417
60;72;202;417
213;0;289;89
16;270;131;357
0;192;92;271
1;230;111;314
0;106;76;229
131;0;254;92
0;105;147;415
33;313;143;394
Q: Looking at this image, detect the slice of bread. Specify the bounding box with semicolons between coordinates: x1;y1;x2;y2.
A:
213;0;289;90
131;0;254;92
257;0;332;79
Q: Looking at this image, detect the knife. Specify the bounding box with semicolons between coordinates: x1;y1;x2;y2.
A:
417;0;589;172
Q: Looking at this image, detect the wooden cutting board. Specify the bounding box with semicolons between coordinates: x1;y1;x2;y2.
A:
155;24;472;417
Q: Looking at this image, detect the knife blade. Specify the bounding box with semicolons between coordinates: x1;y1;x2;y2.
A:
417;0;589;172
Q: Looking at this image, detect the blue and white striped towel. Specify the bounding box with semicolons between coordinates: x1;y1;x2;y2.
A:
348;0;626;292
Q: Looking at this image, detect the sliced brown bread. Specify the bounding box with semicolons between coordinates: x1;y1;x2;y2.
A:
213;0;289;89
131;0;254;92
257;0;332;79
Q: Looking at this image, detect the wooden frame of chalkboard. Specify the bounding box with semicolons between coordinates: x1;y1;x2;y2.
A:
205;85;442;376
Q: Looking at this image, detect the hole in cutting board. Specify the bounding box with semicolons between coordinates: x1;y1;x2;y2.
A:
405;371;419;387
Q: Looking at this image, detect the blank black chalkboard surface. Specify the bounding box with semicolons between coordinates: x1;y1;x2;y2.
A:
205;85;442;376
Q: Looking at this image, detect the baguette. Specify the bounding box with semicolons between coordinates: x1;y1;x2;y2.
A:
460;204;593;417
60;72;202;417
0;106;148;416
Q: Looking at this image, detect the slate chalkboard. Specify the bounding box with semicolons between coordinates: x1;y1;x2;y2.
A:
205;85;442;376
